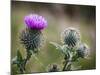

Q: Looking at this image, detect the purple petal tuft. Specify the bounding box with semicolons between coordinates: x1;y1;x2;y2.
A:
24;14;47;30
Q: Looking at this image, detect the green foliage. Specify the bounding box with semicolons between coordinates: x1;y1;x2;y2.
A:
50;42;68;55
12;50;25;73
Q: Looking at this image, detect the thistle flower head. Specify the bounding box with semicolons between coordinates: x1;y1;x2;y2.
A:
20;28;44;53
77;43;89;58
61;27;80;48
24;14;47;30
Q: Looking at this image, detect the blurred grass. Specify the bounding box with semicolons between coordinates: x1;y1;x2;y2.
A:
11;1;96;73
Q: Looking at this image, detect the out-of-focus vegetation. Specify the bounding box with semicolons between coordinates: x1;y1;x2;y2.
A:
11;1;96;74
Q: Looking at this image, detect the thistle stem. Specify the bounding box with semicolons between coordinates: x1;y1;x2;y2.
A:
17;50;32;73
63;60;72;71
63;60;68;71
19;50;45;74
63;49;72;71
24;50;32;66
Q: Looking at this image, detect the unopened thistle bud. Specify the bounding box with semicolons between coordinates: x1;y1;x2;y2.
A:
61;27;80;48
20;14;47;52
77;43;89;58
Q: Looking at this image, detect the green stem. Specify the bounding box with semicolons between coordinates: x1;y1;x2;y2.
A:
63;59;72;71
18;50;32;73
63;60;68;71
24;50;32;67
63;49;72;71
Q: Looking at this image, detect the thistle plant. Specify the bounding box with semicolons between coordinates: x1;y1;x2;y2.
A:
50;27;89;71
12;14;47;74
12;14;89;73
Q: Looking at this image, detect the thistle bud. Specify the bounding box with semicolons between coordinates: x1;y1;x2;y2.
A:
61;27;80;48
77;43;89;58
20;29;44;53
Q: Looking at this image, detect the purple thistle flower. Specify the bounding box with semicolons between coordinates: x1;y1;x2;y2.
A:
24;14;47;30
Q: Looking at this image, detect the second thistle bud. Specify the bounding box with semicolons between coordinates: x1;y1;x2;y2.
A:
76;43;89;58
61;27;80;48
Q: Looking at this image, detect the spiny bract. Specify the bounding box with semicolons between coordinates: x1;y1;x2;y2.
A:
61;27;80;48
77;43;89;58
20;28;44;52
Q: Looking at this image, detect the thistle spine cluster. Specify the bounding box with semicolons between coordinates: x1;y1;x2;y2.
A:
20;29;43;53
61;28;80;48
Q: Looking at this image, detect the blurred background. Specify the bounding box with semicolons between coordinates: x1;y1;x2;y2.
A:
11;1;96;74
